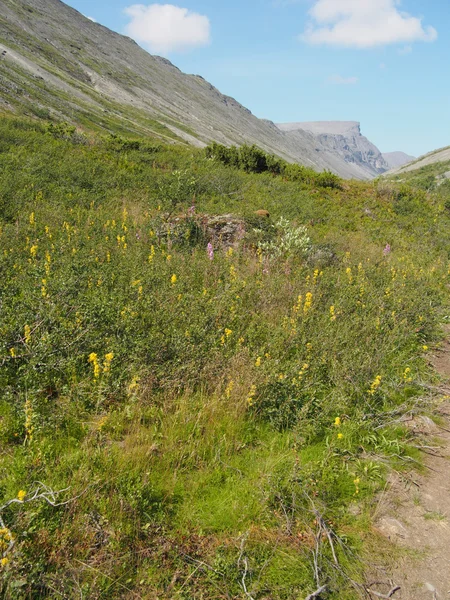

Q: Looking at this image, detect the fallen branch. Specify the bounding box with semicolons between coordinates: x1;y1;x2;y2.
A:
237;533;255;600
1;483;82;562
366;585;401;599
305;584;327;599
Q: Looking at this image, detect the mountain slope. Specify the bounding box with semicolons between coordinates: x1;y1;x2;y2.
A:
278;121;390;178
387;146;450;175
382;151;416;170
0;0;391;180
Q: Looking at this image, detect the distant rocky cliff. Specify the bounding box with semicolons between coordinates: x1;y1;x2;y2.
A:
277;121;390;178
382;152;416;170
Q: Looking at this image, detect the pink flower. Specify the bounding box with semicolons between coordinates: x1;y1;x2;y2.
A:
207;242;214;261
383;244;391;256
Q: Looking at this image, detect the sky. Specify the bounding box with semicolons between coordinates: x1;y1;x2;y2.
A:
64;0;449;156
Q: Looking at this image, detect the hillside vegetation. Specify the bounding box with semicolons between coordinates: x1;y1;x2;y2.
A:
388;156;450;196
387;146;450;177
1;114;449;599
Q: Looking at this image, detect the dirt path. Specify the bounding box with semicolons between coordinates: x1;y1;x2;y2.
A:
373;332;450;599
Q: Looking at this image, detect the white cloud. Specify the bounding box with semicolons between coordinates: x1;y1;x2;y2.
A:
398;45;413;55
302;0;437;48
124;4;211;54
327;74;358;85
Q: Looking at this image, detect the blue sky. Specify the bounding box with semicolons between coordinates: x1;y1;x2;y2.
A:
65;0;449;156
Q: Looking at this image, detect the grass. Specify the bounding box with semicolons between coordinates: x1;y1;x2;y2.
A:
423;511;447;522
0;113;449;598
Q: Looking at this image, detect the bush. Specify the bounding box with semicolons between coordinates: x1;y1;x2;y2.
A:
257;217;312;259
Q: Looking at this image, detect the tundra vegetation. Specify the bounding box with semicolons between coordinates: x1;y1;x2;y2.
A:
0;114;449;599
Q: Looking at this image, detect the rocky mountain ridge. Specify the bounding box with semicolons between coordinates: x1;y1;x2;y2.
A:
382;151;416;170
0;0;401;180
278;121;390;177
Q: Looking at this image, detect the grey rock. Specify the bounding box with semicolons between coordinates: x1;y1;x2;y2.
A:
205;215;246;248
306;246;337;268
377;517;409;539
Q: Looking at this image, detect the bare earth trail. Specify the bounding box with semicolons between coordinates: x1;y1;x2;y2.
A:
374;330;450;599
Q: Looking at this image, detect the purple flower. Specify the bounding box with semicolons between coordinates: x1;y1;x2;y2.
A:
207;242;214;261
383;244;391;256
188;205;196;216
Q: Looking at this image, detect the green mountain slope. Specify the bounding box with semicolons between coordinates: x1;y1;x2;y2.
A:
387;146;450;177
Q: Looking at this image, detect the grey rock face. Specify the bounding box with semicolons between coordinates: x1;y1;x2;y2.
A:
0;0;387;180
277;121;390;177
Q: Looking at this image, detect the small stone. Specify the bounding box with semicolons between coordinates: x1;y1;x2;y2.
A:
377;517;409;539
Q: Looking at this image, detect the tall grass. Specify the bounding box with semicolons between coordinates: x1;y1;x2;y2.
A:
0;114;449;598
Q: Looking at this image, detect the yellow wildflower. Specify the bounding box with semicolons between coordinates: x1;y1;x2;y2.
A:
225;380;234;399
293;295;302;314
171;274;177;286
17;490;26;502
303;292;313;315
337;433;344;440
103;353;114;373
1;557;10;567
255;356;262;367
88;353;101;378
24;399;33;442
24;325;31;344
247;384;257;406
29;212;35;225
30;245;38;257
330;305;336;321
334;417;341;427
128;377;140;394
9;348;16;358
368;375;382;396
423;345;429;351
96;416;108;431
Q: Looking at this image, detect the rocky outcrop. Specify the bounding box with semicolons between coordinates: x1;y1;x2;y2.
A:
277;121;390;178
